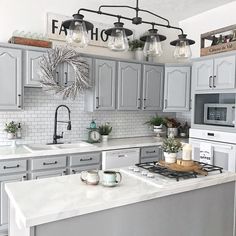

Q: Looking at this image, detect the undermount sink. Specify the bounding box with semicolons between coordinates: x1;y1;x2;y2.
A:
24;142;95;152
56;142;95;149
24;144;58;152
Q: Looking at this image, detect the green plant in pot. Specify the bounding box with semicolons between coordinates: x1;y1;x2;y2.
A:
145;115;165;137
4;121;18;139
128;39;145;61
98;123;112;142
162;137;182;163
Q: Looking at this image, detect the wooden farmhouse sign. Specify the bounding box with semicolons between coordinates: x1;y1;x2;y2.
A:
47;12;114;47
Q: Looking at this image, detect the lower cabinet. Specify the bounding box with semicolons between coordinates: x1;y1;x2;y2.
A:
0;173;26;231
140;146;163;163
30;169;67;179
70;164;101;174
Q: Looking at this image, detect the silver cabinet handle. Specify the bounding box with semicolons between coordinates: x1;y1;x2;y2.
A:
56;71;59;85
164;99;167;109
209;76;213;88
118;154;127;158
80;158;93;162
143;98;147;109
3;164;20;169
64;72;68;85
146;150;156;154
43;161;58;166
22;175;27;181
213;75;216;88
96;97;99;109
137;98;141;109
18;94;21;108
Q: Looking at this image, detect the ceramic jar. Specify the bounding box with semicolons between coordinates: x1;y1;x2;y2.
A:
164;152;177;163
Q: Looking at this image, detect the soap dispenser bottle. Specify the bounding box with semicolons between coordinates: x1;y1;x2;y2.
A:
90;119;97;129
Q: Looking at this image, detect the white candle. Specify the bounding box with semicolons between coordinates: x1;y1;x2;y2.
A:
182;144;192;160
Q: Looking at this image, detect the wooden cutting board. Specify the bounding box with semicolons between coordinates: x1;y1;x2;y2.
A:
158;160;208;176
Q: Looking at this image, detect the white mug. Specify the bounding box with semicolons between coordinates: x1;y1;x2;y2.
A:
103;171;122;186
80;170;100;185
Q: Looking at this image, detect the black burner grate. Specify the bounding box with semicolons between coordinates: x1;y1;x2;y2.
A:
135;161;223;181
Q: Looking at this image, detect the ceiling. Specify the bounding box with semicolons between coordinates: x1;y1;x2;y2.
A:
104;0;235;23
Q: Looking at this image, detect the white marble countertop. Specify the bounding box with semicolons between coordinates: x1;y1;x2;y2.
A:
0;136;188;160
5;169;236;228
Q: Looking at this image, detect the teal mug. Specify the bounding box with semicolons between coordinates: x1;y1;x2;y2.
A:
103;171;122;186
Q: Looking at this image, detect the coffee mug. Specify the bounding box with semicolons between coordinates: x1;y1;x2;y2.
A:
80;170;100;185
103;171;122;186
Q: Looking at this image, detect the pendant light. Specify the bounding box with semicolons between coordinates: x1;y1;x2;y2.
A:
105;22;133;52
170;34;195;59
62;14;94;48
140;28;166;57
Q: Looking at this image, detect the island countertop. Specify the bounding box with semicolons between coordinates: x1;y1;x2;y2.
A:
5;168;236;228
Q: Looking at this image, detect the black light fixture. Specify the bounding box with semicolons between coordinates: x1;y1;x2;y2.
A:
62;13;94;48
170;34;195;59
105;21;133;52
63;0;195;58
140;27;166;57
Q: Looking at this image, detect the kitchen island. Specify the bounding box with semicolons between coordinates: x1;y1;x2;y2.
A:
5;168;236;236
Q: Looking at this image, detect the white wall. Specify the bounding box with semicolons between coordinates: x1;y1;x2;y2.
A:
0;0;179;62
179;1;236;58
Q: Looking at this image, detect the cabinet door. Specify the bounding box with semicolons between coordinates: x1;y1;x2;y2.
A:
164;67;191;112
31;169;66;180
117;62;141;110
192;59;213;91
0;174;26;226
143;65;163;111
214;55;235;89
0;47;22;110
94;59;116;110
25;50;46;87
64;57;93;87
190;139;236;172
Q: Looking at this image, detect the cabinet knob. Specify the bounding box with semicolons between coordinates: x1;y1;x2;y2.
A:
64;72;68;85
164;99;167;109
213;75;216;88
96;97;100;109
143;98;147;109
137;98;141;109
18;94;21;108
209;76;213;88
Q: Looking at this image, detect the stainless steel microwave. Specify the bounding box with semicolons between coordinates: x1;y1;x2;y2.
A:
204;103;235;126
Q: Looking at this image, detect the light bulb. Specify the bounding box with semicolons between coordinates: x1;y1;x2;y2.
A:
108;29;129;52
66;29;73;44
143;35;163;56
71;21;89;48
174;40;192;59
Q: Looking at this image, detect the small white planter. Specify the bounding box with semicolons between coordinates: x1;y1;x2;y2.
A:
134;48;144;61
164;152;177;164
7;133;16;140
101;135;109;143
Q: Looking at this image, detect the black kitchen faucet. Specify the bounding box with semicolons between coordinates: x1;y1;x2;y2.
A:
53;105;71;144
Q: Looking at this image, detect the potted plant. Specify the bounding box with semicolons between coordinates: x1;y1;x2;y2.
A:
128;39;145;61
145;115;165;137
162;137;182;163
164;117;181;138
4;121;18;139
98;123;112;142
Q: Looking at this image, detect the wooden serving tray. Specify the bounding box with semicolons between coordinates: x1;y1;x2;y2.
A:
158;160;208;176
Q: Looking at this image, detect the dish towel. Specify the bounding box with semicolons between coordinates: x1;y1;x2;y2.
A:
200;143;213;165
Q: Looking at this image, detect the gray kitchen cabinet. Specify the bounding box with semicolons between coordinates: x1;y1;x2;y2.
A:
94;59;116;110
117;62;141;110
0;173;26;229
0;47;22;110
192;55;235;91
70;164;101;174
24;49;46;87
142;65;163;111
164;66;191;112
31;169;67;180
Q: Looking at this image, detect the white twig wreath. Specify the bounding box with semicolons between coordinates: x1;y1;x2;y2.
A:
39;46;91;100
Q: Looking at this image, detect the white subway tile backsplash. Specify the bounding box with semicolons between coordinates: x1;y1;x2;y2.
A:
0;88;174;145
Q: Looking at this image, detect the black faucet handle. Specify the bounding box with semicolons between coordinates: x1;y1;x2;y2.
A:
60;132;64;138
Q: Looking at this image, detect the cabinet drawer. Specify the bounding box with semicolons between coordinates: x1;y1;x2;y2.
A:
141;156;162;163
31;169;66;179
0;160;27;175
70;164;101;174
141;146;160;158
70;153;100;167
31;156;67;171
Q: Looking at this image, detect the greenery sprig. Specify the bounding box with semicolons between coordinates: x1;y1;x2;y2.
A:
161;137;182;153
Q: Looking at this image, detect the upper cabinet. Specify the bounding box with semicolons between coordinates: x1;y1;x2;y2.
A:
94;59;116;110
0;47;22;110
142;65;163;111
24;49;46;87
192;55;235;91
164;66;191;112
117;62;141;110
